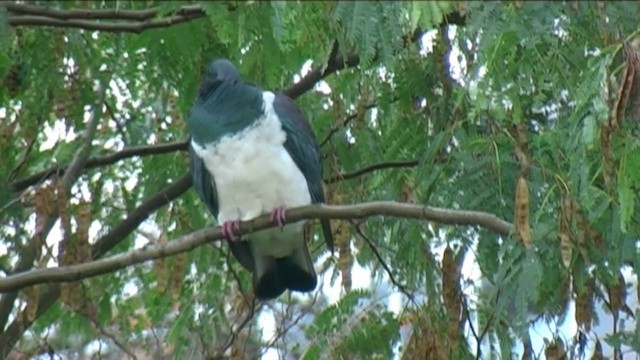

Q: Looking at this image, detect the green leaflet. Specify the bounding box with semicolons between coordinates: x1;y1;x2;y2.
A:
331;1;404;66
410;1;455;30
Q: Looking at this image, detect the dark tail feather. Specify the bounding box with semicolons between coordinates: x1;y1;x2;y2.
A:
253;242;317;301
278;243;317;292
253;256;285;301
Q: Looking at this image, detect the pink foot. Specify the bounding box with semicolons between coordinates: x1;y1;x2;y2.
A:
270;206;287;230
221;220;241;242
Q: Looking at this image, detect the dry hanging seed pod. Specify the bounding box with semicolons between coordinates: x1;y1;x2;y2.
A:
75;200;92;263
559;196;573;268
623;41;640;121
331;92;344;129
353;91;369;131
328;185;352;292
153;232;169;293
170;253;186;301
442;246;461;351
424;327;447;360
22;286;39;322
34;186;54;262
607;273;633;317
514;176;532;249
337;220;352;293
442;246;461;319
608;279;624;315
402;323;446;360
574;276;595;332
56;180;72;263
591;339;603;360
545;338;566;360
400;178;416;203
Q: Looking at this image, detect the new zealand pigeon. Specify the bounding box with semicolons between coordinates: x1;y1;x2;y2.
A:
187;59;333;301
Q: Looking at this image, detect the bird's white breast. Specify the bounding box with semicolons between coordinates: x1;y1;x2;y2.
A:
191;92;311;257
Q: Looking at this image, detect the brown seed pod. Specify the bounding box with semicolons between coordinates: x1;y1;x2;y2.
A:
559;196;573;268
514;176;532;249
574;276;595;332
74;200;92;263
23;286;39;322
402;322;446;360
56;181;72;266
591;339;603;360
34;186;54;262
337;219;352;293
170;253;186;301
153;233;169;293
442;245;461;351
331;92;344;128
545;338;566;360
442;246;460;317
400;178;415;203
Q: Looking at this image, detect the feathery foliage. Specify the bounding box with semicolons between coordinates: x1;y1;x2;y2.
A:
1;1;640;359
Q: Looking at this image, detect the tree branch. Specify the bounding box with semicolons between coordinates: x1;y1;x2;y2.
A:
5;3;209;34
325;160;420;184
12;141;415;193
282;52;361;100
0;201;513;293
11;140;188;192
91;174;192;258
0;175;191;358
319;102;380;147
4;3;204;21
7;14;204;33
61;100;101;189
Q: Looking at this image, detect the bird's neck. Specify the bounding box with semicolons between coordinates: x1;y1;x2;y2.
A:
188;82;264;145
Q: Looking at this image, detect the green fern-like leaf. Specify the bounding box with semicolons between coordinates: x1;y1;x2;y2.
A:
410;1;456;30
331;2;406;66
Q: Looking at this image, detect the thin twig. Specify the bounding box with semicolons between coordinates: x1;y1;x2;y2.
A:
103;100;129;146
11;140;188;192
352;222;415;302
325;160;420;184
8;132;38;182
219;300;260;357
319;104;375;147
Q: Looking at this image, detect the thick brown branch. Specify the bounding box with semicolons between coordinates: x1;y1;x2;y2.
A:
5;3;204;21
0;175;190;358
326;160;419;184
8;14;204;33
5;3;212;33
91;174;191;257
0;201;513;293
12;140;188;192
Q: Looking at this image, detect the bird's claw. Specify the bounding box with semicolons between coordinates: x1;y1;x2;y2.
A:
221;220;241;242
270;206;287;231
